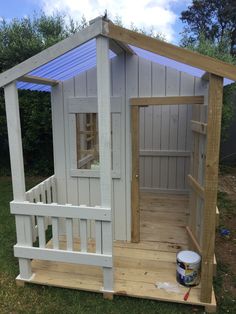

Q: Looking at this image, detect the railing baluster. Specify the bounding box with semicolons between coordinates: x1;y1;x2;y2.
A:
51;176;57;202
66;209;73;251
80;219;87;252
95;221;102;254
37;215;46;248
52;217;59;249
40;183;46;203
34;188;40;203
28;190;37;242
40;183;49;230
45;179;52;203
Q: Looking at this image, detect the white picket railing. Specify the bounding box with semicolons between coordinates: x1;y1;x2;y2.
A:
11;175;112;290
25;175;57;241
10;201;112;276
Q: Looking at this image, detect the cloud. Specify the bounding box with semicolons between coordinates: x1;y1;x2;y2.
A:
40;0;189;42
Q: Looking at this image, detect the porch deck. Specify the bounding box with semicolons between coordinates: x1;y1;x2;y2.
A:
18;193;216;312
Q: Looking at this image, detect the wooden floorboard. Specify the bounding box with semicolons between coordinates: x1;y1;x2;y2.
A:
19;193;216;311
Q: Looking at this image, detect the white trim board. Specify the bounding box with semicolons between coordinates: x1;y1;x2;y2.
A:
68;96;122;113
10;201;111;221
14;245;112;267
70;169;121;178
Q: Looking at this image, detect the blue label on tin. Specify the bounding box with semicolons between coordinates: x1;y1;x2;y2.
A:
176;259;200;287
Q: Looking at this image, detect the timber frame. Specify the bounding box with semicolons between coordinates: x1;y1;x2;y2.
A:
1;15;235;313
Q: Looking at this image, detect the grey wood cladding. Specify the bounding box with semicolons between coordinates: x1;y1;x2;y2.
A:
51;53;208;241
135;57;197;192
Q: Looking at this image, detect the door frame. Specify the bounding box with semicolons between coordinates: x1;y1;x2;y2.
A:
130;95;204;243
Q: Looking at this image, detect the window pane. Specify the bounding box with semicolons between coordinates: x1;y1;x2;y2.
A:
76;113;99;169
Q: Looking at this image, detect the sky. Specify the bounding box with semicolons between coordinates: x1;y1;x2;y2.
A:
0;0;190;44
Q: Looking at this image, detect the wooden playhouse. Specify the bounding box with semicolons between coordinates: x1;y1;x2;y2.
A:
1;16;236;313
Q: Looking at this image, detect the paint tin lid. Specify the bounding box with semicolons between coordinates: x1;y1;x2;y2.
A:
177;250;201;264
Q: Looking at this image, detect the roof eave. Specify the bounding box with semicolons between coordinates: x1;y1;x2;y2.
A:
0;17;104;88
102;21;236;81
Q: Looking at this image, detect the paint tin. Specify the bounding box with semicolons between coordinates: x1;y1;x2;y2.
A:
176;250;201;287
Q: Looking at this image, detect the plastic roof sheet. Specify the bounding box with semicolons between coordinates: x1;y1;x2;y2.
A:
17;39;233;92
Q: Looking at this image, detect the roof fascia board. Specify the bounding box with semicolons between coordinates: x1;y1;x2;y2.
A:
0;18;103;88
102;21;236;81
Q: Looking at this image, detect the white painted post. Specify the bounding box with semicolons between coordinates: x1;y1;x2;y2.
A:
4;81;32;280
96;36;113;293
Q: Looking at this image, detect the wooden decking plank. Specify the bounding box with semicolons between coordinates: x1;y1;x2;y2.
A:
18;192;216;311
114;240;187;253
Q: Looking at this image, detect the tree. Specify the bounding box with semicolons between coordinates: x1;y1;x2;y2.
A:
180;0;236;55
180;2;236;142
0;12;85;175
0;12;165;175
181;34;236;141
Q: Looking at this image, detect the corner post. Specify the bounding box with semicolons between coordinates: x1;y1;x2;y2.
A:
4;81;33;280
96;36;113;293
200;74;223;303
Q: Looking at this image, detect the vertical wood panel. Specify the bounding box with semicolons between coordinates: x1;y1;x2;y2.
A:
95;220;102;253
90;178;101;238
51;84;67;205
152;63;165;188
179;72;194;189
78;177;90;238
159;67;169;189
52;82;67;235
52;217;59;249
201;74;223;303
125;55;139;241
37;216;46;248
111;55;127;240
4;81;32;279
96;36;113;292
188;76;207;252
66;217;73;251
166;68;179;189
131;105;140;242
136;60;196;193
80;219;88;252
139;58;152;187
86;67;99;238
74;71;88;236
63;78;78;210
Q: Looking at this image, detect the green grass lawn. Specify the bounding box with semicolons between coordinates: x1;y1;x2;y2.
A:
0;176;234;313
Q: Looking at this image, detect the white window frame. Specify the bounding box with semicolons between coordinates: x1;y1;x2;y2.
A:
67;96;122;178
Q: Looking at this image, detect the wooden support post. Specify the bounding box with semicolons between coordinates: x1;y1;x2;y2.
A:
4;81;33;280
96;36;113;293
131;106;140;242
200;74;223;303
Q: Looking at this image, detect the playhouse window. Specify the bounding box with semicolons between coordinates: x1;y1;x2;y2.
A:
76;113;99;170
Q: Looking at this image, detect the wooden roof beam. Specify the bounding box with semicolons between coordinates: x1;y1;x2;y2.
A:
18;75;60;86
112;39;135;55
102;21;236;81
130;95;204;106
109;39;135;55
